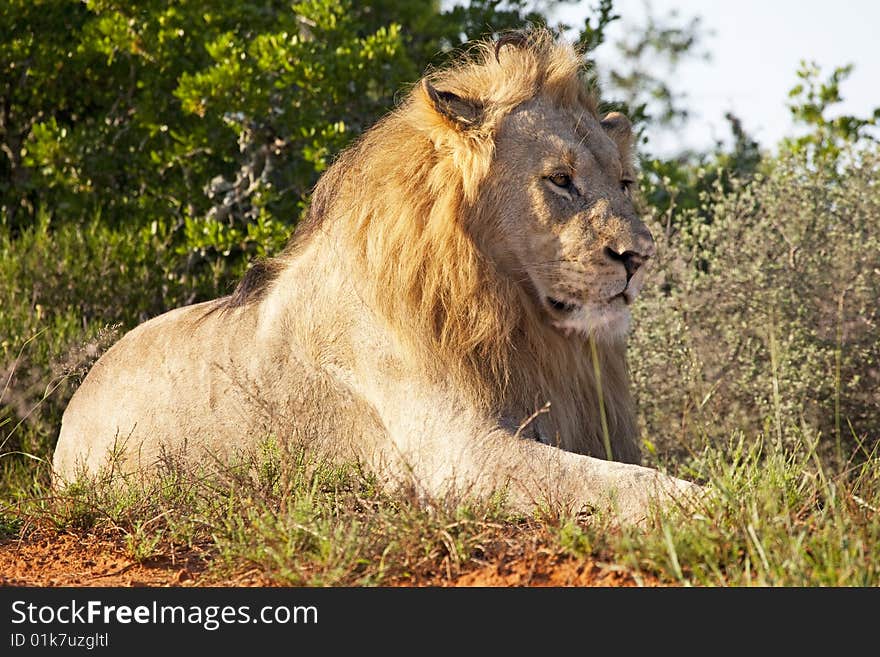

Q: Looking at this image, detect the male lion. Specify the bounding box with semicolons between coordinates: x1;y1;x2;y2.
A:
53;29;698;523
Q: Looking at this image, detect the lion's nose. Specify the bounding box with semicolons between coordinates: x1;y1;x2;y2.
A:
604;247;647;282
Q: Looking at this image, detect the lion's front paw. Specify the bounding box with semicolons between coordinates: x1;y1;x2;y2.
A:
607;467;707;526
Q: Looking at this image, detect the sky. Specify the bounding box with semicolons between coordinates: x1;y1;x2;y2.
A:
554;0;880;156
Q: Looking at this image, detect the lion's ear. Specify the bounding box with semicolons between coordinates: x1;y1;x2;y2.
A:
600;111;633;151
422;79;484;131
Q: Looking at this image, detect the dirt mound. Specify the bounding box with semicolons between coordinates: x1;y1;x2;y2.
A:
449;553;657;586
396;548;662;587
0;530;662;588
0;532;271;587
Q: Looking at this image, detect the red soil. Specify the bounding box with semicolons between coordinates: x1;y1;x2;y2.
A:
0;530;660;588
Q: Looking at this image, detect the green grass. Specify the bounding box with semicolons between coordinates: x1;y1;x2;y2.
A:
621;434;879;586
2;429;878;586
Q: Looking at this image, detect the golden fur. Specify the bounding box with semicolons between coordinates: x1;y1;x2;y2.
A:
53;29;697;523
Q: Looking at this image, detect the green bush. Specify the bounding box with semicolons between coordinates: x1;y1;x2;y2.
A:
1;0;572;236
631;147;880;465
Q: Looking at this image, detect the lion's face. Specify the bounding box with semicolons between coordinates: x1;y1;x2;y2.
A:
485;99;654;340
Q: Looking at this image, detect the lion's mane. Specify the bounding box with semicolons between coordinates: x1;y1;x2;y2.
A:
227;29;639;462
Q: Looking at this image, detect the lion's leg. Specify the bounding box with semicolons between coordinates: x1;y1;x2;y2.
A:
466;432;701;524
358;391;699;524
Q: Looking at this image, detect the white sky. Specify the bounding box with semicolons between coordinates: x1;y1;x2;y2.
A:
555;0;880;156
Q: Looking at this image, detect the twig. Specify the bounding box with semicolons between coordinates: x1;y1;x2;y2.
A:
513;402;551;440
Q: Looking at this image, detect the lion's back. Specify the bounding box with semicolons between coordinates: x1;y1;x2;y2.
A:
52;299;240;483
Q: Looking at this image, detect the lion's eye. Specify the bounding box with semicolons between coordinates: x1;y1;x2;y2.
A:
546;172;572;189
620;178;634;194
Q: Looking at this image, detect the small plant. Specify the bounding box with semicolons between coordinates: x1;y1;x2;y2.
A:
123;522;165;563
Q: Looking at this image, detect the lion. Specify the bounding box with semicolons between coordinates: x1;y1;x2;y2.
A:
52;29;699;523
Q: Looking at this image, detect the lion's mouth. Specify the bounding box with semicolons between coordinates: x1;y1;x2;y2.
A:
546;296;581;314
547;292;631;315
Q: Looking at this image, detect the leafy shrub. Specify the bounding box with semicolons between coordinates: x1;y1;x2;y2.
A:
631;147;880;464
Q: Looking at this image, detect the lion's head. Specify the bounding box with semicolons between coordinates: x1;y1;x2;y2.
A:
484;104;651;341
250;28;646;461
399;29;653;344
